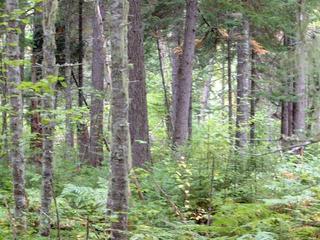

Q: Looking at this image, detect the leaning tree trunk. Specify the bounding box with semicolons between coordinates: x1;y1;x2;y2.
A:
6;0;27;232
40;0;58;236
293;0;307;138
108;0;130;239
89;0;105;167
235;17;250;150
173;0;198;146
30;3;43;166
128;0;151;167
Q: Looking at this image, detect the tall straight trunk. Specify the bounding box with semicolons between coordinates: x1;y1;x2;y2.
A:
227;33;233;137
293;0;307;138
40;0;58;236
156;34;173;139
173;0;197;146
108;0;130;239
200;76;212;120
30;3;43;166
0;53;8;158
170;9;183;133
77;0;89;162
128;0;150;167
89;0;105;167
235;18;250;149
249;51;257;144
6;0;27;232
64;0;74;148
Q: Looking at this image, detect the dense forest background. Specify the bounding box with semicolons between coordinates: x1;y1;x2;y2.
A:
2;0;320;239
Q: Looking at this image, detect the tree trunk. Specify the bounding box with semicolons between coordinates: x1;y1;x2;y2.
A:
250;51;257;144
200;76;212;120
108;0;130;239
293;0;307;138
30;3;43;166
89;0;105;167
77;0;89;162
0;53;8;159
227;32;233;137
235;18;250;149
170;8;184;133
173;0;197;146
6;0;27;232
40;0;58;236
156;33;173;139
128;0;151;167
64;0;74;149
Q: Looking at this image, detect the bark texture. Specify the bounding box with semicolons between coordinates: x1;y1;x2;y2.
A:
128;0;150;167
6;0;27;231
108;0;130;239
30;3;43;166
77;0;89;162
235;18;251;149
293;0;307;138
40;0;58;236
64;0;74;148
89;0;105;167
173;0;197;146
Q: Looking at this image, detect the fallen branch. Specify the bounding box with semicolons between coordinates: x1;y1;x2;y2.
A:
254;138;320;157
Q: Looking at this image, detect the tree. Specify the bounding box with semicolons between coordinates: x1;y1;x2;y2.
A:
6;0;27;232
128;0;151;167
108;0;130;238
293;0;307;138
235;17;251;149
30;1;43;166
63;0;74;149
40;0;58;236
89;0;105;167
77;0;89;162
173;0;198;146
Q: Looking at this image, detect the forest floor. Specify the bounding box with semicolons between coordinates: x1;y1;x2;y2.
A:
1;144;320;239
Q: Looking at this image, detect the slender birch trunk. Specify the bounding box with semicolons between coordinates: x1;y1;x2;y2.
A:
108;0;130;239
6;0;27;232
40;0;58;236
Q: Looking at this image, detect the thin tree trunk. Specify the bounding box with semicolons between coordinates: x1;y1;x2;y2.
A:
30;3;43;166
89;0;105;167
40;0;58;236
64;0;74;148
128;0;151;167
200;76;212;120
6;0;27;232
293;0;307;138
77;0;89;162
108;0;130;239
227;32;233;137
250;51;257;144
235;18;251;149
156;33;173;139
173;0;198;146
0;52;8;158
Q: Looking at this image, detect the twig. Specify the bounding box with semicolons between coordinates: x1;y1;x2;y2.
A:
151;178;184;220
70;69;110;152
